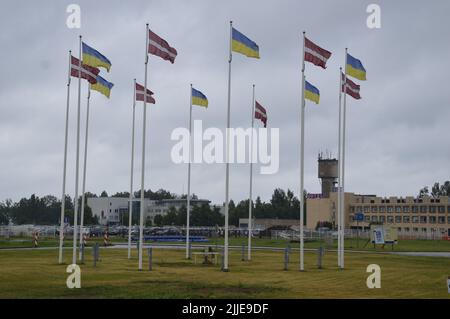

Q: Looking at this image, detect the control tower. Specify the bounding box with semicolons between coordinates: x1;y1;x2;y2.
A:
318;152;338;198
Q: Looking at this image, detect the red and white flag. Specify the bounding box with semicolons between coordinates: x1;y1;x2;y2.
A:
135;82;155;104
148;29;177;64
341;73;361;100
304;37;332;69
255;101;267;128
70;56;100;84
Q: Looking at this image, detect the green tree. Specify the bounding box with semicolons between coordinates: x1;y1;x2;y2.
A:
154;214;163;226
162;207;178;225
111;192;129;198
100;191;109;197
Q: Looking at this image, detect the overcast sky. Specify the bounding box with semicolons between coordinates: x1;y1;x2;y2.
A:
1;0;449;204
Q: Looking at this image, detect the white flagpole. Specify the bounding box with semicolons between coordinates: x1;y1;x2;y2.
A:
72;35;82;265
186;84;193;259
299;31;306;271
223;20;233;272
78;84;91;260
128;79;136;259
247;84;255;261
59;50;72;264
340;48;348;269
138;24;149;271
337;67;343;268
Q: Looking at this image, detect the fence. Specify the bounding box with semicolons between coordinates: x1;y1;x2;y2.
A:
271;228;448;241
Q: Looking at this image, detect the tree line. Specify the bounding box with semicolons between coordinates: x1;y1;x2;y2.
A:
419;181;450;198
0;188;305;227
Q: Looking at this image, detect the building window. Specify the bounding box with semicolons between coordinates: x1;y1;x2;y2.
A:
387;216;394;223
403;206;410;213
413;227;419;232
419;206;427;213
421;228;427;233
420;216;427;224
371;216;377;222
395;216;402;223
412;206;418;213
364;206;370;213
350;206;355;213
438;206;445;214
395;206;402;213
438;216;446;224
387;206;393;213
412;216;419;223
364;215;370;222
379;206;385;213
448;206;450;213
429;216;436;224
403;216;410;223
404;227;410;232
371;206;378;213
356;206;362;212
380;216;386;223
429;206;436;213
447;216;450;224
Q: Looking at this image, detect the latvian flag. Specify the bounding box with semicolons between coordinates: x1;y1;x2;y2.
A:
304;37;332;69
70;56;100;84
135;82;155;104
255;101;267;128
148;29;177;64
342;73;361;100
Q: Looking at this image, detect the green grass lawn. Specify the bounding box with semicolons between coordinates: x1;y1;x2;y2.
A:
0;247;449;298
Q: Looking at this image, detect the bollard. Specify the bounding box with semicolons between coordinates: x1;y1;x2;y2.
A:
96;243;100;261
92;244;97;267
148;247;152;271
241;244;245;261
188;242;192;260
80;243;85;264
284;247;289;271
317;246;324;269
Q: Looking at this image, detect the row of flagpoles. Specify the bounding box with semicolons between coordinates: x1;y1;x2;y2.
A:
59;36;113;265
59;22;366;272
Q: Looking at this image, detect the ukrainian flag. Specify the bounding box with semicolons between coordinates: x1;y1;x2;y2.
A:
91;75;114;98
305;81;320;104
192;88;208;107
231;28;259;59
82;42;112;72
346;53;366;81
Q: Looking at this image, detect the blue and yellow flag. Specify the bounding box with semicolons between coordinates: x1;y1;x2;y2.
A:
232;28;260;59
192;88;208;107
305;81;320;104
82;42;112;72
91;75;114;98
346;53;366;81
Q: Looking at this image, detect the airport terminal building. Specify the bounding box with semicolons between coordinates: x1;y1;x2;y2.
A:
87;197;211;225
306;156;450;238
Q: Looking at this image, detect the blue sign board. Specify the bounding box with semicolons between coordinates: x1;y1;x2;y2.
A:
355;213;364;222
